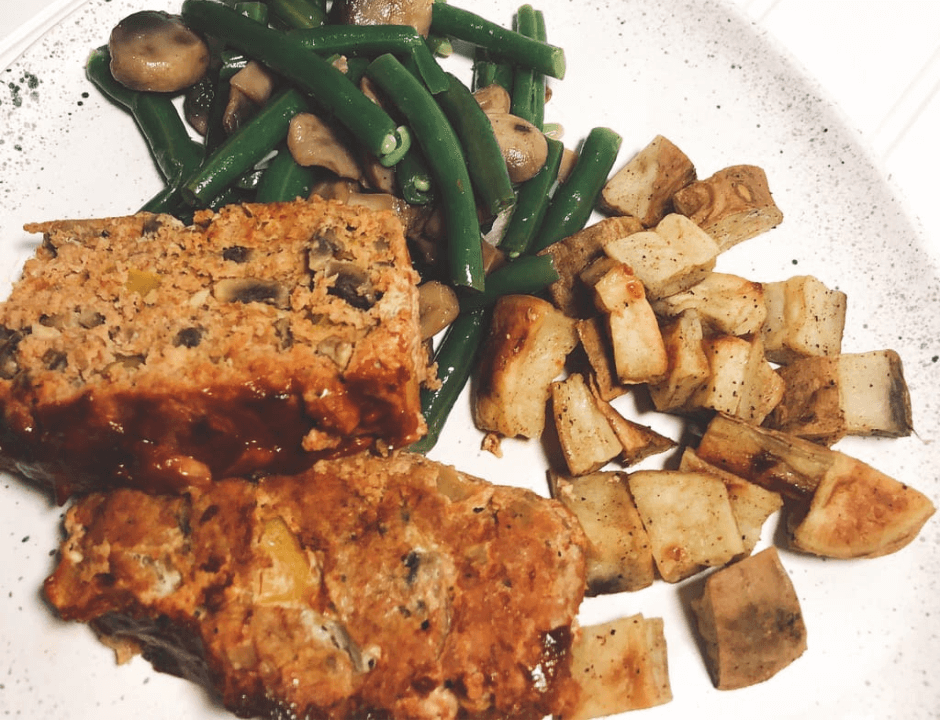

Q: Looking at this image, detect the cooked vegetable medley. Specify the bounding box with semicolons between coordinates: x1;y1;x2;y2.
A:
66;0;936;714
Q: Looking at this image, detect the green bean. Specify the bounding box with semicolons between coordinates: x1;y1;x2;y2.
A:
268;0;327;29
434;72;515;217
182;88;309;207
530;127;622;253
425;33;453;58
498;136;563;257
365;53;485;292
510;5;538;124
409;307;490;454
255;145;321;202
218;50;249;81
290;25;448;94
86;46;204;185
234;1;267;23
471;47;513;92
431;1;566;79
202;72;232;155
458;254;559;311
181;0;409;165
140;183;187;216
395;148;435;205
531;9;547;130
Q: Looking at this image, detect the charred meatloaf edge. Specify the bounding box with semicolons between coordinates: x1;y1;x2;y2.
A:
44;450;588;720
0;198;428;499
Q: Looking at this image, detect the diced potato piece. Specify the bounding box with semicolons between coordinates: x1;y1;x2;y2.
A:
839;349;913;437
648;310;710;412
589;381;676;466
767;350;913;443
679;448;783;557
692;335;751;416
588;263;668;384
672;164;783;251
552;373;622;475
575;316;626;401
697;415;936;557
766;355;844;444
551;470;655;594
790;453;935;559
692;335;784;424
560;614;672;719
652;272;766;336
473;295;578;438
691;547;807;690
603;214;719;299
761;275;847;364
739;337;787;423
539;216;644;318
627;470;745;582
599;134;697;226
696;413;834;500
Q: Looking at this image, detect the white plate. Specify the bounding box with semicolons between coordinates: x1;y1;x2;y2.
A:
1;1;939;718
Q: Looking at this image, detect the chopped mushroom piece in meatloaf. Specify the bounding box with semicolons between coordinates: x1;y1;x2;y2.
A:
44;450;588;720
0;198;428;499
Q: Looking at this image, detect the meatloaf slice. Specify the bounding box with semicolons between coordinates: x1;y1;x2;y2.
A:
44;450;587;720
0;198;428;499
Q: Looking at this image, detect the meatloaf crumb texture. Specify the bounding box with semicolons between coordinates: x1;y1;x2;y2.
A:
0;199;428;498
44;451;587;720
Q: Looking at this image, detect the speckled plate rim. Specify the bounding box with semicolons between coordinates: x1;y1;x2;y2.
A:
1;1;939;719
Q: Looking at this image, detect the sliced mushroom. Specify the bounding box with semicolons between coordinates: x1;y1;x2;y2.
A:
487;112;549;184
288;113;363;181
360;149;397;194
333;0;433;37
0;328;24;380
172;327;205;348
229;60;275;105
417;281;459;339
328;261;379;310
473;84;511;115
213;278;290;309
108;11;209;93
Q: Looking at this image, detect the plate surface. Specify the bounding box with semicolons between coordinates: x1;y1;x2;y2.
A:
1;1;939;718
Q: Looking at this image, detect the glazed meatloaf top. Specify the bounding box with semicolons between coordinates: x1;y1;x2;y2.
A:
0;198;428;499
44;450;587;720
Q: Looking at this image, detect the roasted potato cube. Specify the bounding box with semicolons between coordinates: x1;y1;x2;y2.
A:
652;272;766;336
767;350;913;443
679;448;783;557
551;471;655;594
761;275;847;364
589;381;676;466
575;316;626;401
765;355;844;444
691;547;807;690
697;415;936;557
692;335;784;424
603;214;719;299
598;134;697;226
839;349;913;437
473;295;578;438
539;215;644;318
560;614;672;719
552;373;622;475
790;452;935;559
672;164;783;251
696;413;835;500
648;310;710;412
627;470;745;582
588;263;668;384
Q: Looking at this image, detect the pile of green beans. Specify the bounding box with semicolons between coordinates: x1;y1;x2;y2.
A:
89;0;629;453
